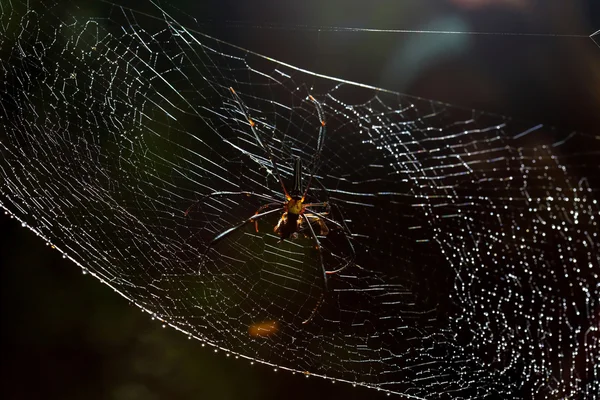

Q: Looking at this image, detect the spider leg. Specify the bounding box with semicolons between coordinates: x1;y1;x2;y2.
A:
305;207;356;275
301;213;328;324
305;206;351;236
199;207;284;273
304;209;344;232
302;294;324;326
302;213;329;236
229;87;290;199
253;202;284;232
185;190;280;216
303;202;328;208
301;95;326;199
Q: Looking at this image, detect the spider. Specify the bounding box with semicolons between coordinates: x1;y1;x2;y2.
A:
186;87;356;324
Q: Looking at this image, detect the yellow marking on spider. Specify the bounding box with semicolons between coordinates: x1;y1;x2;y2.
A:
287;198;304;214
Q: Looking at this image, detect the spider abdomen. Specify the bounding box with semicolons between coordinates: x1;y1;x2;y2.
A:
274;211;300;240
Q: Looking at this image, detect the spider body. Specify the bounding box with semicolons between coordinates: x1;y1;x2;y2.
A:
186;87;356;324
273;156;308;241
274;204;302;240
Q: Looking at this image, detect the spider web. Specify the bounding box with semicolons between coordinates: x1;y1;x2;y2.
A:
1;0;599;398
592;29;600;49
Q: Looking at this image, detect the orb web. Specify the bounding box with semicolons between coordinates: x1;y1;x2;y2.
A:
0;1;598;398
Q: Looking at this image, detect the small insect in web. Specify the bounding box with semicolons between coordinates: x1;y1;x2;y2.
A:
185;87;356;324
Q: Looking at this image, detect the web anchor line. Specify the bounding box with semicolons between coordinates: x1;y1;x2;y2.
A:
590;28;600;49
199;19;590;38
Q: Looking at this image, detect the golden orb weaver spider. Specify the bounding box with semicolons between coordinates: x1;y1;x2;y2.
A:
186;87;356;324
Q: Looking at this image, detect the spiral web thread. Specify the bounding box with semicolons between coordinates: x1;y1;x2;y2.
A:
0;1;598;398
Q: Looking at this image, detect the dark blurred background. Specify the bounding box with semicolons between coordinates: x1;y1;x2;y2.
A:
0;218;385;400
1;0;598;399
